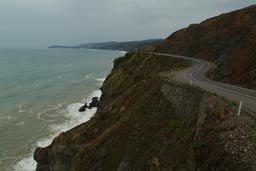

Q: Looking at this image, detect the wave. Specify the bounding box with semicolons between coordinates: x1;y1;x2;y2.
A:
96;77;106;82
18;105;24;113
37;112;55;122
0;115;13;120
0;149;18;170
36;104;64;122
120;51;127;54
13;90;101;171
84;74;93;79
13;154;36;171
71;73;94;83
15;121;25;126
0;149;8;165
34;79;55;88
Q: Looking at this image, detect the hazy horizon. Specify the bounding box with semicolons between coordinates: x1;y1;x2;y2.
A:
0;0;255;48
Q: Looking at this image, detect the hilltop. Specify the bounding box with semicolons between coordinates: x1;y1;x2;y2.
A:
153;5;256;89
34;6;256;171
35;52;256;171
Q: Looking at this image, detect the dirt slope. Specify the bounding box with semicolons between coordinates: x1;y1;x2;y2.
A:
34;52;256;171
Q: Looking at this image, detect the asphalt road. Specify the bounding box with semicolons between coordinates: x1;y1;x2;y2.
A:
151;52;256;114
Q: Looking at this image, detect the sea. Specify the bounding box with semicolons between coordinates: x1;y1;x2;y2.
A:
0;48;124;171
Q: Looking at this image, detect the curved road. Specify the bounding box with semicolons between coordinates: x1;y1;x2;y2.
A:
150;52;256;114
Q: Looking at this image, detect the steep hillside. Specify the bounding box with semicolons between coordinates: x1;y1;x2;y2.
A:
153;5;256;89
34;52;256;171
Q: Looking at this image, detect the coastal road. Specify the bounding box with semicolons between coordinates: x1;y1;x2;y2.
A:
149;52;256;114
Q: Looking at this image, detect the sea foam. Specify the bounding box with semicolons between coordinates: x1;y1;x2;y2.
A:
13;90;101;171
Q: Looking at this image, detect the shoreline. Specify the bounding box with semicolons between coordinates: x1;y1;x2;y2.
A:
13;79;106;171
7;50;124;171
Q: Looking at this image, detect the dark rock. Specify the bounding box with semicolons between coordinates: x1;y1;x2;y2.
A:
89;97;101;108
34;147;50;171
92;97;99;101
79;97;101;112
79;103;88;112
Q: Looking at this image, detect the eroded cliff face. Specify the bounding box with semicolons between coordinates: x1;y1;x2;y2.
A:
153;5;256;89
34;52;256;171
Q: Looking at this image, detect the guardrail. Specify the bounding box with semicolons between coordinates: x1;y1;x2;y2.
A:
143;51;256;116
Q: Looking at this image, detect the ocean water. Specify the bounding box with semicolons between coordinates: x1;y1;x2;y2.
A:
0;48;124;171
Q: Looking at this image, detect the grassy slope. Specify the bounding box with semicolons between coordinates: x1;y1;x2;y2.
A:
35;52;256;171
153;5;256;89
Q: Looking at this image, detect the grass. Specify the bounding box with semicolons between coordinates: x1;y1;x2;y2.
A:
249;133;256;140
193;142;206;150
250;122;256;129
220;96;226;101
207;91;218;97
169;120;180;134
217;134;225;141
230;101;238;107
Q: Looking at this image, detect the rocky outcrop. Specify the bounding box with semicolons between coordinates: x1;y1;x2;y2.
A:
34;52;256;171
153;5;256;89
79;97;101;112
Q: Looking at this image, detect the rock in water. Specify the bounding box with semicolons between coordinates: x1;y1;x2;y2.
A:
79;103;88;112
89;97;100;108
92;97;99;101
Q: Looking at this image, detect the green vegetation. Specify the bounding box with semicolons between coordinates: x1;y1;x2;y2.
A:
169;120;180;134
230;101;238;107
35;51;256;171
207;91;217;97
220;96;226;101
217;134;225;141
250;122;256;129
193;142;206;150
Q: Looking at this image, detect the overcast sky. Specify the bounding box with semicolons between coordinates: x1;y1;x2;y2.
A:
0;0;255;48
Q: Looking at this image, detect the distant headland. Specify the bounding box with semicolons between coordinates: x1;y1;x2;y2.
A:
48;39;163;51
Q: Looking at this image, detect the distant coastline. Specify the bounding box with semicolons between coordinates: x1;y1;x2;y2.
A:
49;39;163;52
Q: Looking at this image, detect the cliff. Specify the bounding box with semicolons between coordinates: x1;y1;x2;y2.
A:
34;52;256;171
153;5;256;89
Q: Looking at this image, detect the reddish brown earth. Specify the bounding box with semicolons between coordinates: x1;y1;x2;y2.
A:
34;52;256;171
34;6;256;171
153;5;256;89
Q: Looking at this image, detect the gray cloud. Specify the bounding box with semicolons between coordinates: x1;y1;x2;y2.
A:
0;0;255;47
